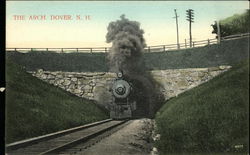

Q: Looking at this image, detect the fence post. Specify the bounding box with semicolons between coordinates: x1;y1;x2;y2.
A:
163;46;165;52
216;20;221;44
185;39;187;48
207;39;210;45
105;48;107;53
14;48;17;52
148;47;150;52
31;48;33;52
61;48;63;53
193;42;195;47
46;48;48;52
90;48;92;54
76;48;78;52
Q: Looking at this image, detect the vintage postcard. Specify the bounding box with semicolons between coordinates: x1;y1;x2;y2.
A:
5;1;249;155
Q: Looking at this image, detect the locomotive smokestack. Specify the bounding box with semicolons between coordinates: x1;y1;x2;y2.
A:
106;15;164;118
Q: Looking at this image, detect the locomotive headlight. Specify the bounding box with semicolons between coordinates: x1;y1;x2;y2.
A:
117;72;123;78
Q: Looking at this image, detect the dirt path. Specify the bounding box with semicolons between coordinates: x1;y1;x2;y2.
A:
78;118;154;155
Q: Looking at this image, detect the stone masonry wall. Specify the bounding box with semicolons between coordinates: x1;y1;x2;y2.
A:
151;66;231;100
28;65;231;101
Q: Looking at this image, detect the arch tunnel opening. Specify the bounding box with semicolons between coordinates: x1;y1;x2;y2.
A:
126;77;152;118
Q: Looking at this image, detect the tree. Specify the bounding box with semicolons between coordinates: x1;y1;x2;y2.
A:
211;9;249;38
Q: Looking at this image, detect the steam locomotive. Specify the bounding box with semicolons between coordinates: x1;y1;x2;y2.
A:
109;71;136;119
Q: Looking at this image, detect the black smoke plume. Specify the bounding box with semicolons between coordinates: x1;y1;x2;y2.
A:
106;15;164;118
106;15;147;74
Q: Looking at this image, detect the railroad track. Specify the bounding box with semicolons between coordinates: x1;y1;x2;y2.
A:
6;119;129;155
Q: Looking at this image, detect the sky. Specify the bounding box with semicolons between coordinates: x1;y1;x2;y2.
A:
6;1;249;48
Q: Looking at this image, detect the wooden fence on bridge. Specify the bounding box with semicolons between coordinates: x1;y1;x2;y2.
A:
6;33;249;53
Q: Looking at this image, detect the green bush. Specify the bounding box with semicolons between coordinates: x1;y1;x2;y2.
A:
155;59;249;154
5;59;109;143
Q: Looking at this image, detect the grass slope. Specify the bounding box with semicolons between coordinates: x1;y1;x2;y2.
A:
155;59;249;154
5;59;109;143
6;51;109;72
144;37;249;70
6;37;249;71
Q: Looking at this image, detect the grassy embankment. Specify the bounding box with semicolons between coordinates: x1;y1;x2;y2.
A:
5;59;109;143
6;37;249;72
155;59;249;154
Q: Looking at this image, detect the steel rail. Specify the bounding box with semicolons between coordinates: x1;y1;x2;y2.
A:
6;119;112;151
39;120;127;154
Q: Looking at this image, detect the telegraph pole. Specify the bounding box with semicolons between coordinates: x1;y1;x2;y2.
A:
186;9;194;47
173;9;180;49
